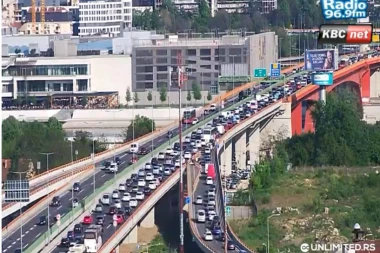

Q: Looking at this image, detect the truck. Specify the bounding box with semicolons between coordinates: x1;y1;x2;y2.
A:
216;124;225;135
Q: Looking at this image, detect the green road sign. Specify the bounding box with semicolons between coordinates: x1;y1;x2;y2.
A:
254;68;267;78
226;206;231;216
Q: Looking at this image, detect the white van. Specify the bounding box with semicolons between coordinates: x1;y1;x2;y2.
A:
130;143;139;153
210;104;217;111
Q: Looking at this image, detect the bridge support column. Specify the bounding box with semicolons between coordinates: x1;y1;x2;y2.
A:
221;143;232;176
140;207;155;228
304;107;314;133
370;69;380;98
291;103;302;135
122;226;138;244
248;125;260;165
361;67;370;100
233;133;246;169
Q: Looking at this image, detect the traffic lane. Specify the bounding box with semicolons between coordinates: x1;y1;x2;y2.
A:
193;174;225;252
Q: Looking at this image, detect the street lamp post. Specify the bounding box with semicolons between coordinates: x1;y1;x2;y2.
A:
267;214;280;253
39;152;54;243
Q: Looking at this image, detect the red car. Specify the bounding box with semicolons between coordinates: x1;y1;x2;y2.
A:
82;215;93;225
115;214;124;224
129;155;138;164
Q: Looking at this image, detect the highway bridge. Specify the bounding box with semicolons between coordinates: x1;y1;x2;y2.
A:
2;51;380;253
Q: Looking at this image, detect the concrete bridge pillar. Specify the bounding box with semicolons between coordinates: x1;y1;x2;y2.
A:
140;207;155;228
233;133;246;169
248;125;261;165
122;226;138;244
220;143;232;176
370;69;380;98
292;103;303;135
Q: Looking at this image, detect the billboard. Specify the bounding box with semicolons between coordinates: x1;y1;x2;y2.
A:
304;49;339;71
312;72;334;86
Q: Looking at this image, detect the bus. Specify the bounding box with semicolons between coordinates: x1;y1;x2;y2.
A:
182;108;197;124
84;225;103;253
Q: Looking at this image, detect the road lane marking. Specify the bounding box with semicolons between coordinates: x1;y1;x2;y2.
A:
25;230;29;234
69;197;73;200
79;189;84;193
7;246;11;249
106;224;111;229
29;226;34;230
120;153;127;159
101;174;106;178
35;232;41;238
12;242;15;245
16;238;20;241
3;249;7;252
23;244;29;249
57;206;62;210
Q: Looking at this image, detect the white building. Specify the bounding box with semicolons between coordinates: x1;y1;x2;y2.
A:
78;0;132;37
2;55;132;104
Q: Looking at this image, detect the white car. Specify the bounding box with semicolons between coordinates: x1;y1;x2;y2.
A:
145;163;152;170
206;177;213;185
152;166;161;175
175;160;181;167
136;192;145;200
201;139;206;146
129;198;138;207
118;184;126;191
158;152;165;160
112;190;119;199
109;163;118;173
210;104;217;111
165;148;174;155
204;148;211;154
195;196;203;205
184;137;191;143
122;192;131;202
195;140;202;148
197;209;206;223
130;143;139;153
138;169;145;177
114;200;122;209
192;119;198;125
148;181;157;190
132;186;138;193
145;173;154;181
208;197;216;206
184;152;192;160
72;199;79;208
208;189;216;197
192;147;198;153
196;128;202;134
172;150;180;156
164;168;171;176
204;230;213;241
208;210;216;221
101;194;110;205
137;179;146;187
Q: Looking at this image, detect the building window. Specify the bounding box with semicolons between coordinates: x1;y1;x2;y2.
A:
200;57;211;61
136;50;153;57
62;83;73;91
157;66;167;71
145;83;153;89
78;80;88;91
200;65;211;70
200;49;211;56
187;49;196;56
157;73;168;80
156;58;167;64
156;49;167;56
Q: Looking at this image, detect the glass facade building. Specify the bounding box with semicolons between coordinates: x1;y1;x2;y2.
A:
2;64;88;77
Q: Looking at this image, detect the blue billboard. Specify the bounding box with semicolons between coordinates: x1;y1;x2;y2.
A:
270;63;281;77
312;72;334;86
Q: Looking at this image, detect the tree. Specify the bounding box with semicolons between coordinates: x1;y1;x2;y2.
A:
30;95;37;105
159;86;167;104
14;48;21;54
123;115;156;141
29;49;37;56
186;90;192;102
81;96;88;106
207;91;212;101
125;88;132;105
133;92;139;104
192;82;202;101
147;91;153;103
46;48;54;57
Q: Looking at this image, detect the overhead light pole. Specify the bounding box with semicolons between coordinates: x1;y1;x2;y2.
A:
267;213;280;253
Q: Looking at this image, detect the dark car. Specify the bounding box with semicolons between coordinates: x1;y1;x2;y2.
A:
73;223;83;235
117;209;125;218
67;231;75;240
138;147;148;155
115;157;121;165
212;225;222;235
227;240;236;250
72;182;81;192
151;157;158;166
143;187;151;195
131;173;138;181
60;238;70;247
104;161;111;169
125;178;133;187
37;216;47;225
167;130;173;138
51;196;61;207
108;206;117;215
124;206;132;215
96;216;104;225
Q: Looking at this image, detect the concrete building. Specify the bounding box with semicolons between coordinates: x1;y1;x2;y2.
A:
2;55;132;104
78;0;133;37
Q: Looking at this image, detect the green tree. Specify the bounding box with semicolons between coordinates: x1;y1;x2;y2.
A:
147;91;153;103
29;95;37;105
81;96;88;106
159;86;167;104
186;90;192;102
14;48;21;54
125;88;132;105
133;92;139;104
207;91;212;101
192;81;202;101
123;115;156;141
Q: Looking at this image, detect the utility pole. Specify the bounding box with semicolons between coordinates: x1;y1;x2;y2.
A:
223;141;228;253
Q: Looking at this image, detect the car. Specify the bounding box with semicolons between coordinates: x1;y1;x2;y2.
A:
82;216;93;225
145;163;152;170
122;192;131;202
145;173;154;181
138;169;145;177
184;136;191;143
72;198;79;208
208;210;216;221
115;214;124;224
136;192;145;200
109;163;118;173
197;209;206;223
204;148;211;154
112;190;120;199
129;198;138;207
67;231;75;240
164;168;171;176
124;206;132;215
143;187;151;195
101;194;110;205
37;216;47;226
72;182;81;192
130;143;139;153
94;204;103;213
206;177;213;185
73;224;83;235
192;119;198;125
125;178;133;187
208;189;216;197
195;196;203;205
148;181;157;190
108;206;117;215
51;196;61;207
101;161;111;170
165;148;174;155
204;230;213;241
130;154;138;164
96;216;104;226
212;225;222;235
208;197;216;206
152;166;161;175
167;130;174;138
184;152;192;159
118;184;126;191
115;156;121;165
138;147;149;155
114;199;122;209
157;152;165;160
137;178;146;187
227;240;236;250
132;186;139;193
60;238;70;247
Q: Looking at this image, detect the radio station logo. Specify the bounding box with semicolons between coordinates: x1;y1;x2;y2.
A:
321;0;368;20
318;24;373;44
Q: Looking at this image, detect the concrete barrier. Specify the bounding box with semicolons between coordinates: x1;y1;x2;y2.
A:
2;110;61;121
